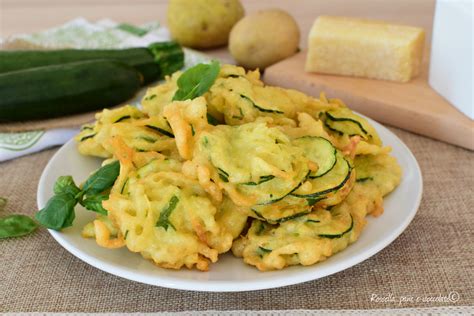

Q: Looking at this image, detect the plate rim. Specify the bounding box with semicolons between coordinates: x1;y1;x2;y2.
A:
36;116;423;292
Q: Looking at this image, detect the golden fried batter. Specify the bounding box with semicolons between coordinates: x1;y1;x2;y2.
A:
77;64;402;271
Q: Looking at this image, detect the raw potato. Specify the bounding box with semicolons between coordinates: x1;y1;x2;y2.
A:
229;9;300;69
167;0;244;49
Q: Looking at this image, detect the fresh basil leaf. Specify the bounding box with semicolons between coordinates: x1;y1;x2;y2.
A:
82;160;120;195
172;61;220;101
156;195;179;231
35;193;77;230
62;204;76;228
80;194;108;215
37;167;118;231
54;175;81;197
0;197;7;211
0;214;38;239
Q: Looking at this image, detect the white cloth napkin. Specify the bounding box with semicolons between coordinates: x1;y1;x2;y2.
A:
0;129;78;162
0;18;209;162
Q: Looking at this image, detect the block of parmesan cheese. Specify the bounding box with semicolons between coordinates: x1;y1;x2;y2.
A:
305;16;425;82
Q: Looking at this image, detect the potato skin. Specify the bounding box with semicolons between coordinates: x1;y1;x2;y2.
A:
167;0;244;49
229;9;300;69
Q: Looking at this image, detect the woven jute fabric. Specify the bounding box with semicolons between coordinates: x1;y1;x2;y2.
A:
0;127;473;312
3;307;474;315
0;111;97;133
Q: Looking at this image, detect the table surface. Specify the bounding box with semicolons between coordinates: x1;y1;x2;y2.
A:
1;0;473;313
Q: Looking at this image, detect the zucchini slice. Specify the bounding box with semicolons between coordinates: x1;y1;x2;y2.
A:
144;116;174;138
236;158;310;205
325;111;368;138
354;153;402;197
240;94;284;114
114;115;131;123
323;108;382;145
251;195;311;224
308;206;353;239
198;122;301;184
79;133;96;142
241;175;275;186
291;153;352;199
146;125;174;138
252;208;310;224
292;136;337;179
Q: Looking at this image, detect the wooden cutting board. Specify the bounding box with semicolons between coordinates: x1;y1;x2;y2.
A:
264;51;473;150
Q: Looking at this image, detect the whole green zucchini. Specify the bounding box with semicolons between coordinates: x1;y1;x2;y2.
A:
0;42;184;84
0;60;142;121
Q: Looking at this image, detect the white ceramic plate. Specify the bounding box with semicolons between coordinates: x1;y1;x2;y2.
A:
37;116;422;292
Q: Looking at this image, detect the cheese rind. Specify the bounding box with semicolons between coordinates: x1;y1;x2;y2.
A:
305;16;425;82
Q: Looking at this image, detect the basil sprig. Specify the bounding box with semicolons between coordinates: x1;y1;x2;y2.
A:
35;160;120;231
54;175;81;196
0;197;38;239
80;194;109;215
172;61;220;101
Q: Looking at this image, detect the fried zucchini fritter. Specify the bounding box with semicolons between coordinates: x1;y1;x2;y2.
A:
76;63;402;271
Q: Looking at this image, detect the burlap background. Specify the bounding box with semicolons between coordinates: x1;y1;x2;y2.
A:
0;127;473;312
0;111;97;132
